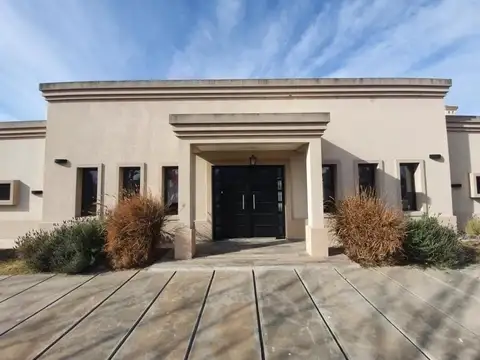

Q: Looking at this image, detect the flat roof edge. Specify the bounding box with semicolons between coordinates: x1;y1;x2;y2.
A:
0;120;46;128
40;77;452;91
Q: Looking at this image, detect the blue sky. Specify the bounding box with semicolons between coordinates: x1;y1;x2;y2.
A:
0;0;479;120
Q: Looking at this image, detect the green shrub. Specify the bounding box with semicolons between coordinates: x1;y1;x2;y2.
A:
465;216;480;236
15;218;106;274
15;229;53;272
404;215;466;268
331;191;406;266
104;193;171;269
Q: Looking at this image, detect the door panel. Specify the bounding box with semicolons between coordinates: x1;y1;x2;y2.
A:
212;165;285;240
250;166;285;238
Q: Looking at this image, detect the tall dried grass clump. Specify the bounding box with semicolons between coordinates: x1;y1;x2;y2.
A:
332;191;406;266
104;193;171;269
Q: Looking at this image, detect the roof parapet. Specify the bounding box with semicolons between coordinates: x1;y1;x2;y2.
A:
40;77;452;102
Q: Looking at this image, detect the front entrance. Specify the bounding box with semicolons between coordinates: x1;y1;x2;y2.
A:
212;165;285;240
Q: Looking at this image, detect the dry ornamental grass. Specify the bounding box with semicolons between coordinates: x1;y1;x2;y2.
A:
104;193;171;269
332;191;406;266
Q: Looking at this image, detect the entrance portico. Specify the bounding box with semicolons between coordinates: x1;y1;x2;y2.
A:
170;113;330;260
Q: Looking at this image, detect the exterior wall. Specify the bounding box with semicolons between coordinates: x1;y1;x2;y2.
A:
0;138;45;244
42;95;455;237
448;130;480;229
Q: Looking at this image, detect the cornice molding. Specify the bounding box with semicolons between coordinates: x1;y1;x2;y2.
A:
40;78;452;102
0;121;46;139
447;116;480;133
169;112;330;139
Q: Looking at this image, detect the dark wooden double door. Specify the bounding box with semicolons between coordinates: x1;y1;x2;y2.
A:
212;165;285;240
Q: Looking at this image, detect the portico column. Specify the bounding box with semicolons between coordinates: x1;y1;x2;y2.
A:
305;138;329;257
175;140;196;260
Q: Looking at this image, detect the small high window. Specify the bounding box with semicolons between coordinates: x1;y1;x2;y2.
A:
163;167;178;215
468;173;480;198
322;164;336;213
120;167;141;196
400;163;419;211
0;180;18;206
79;168;98;216
0;183;10;201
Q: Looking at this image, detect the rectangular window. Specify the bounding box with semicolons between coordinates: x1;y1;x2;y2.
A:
120;167;141;196
0;180;18;205
322;164;336;213
400;163;419;211
80;168;98;216
163;167;178;215
358;163;377;195
0;183;10;201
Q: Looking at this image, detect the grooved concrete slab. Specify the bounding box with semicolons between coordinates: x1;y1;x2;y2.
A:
0;272;133;360
0;264;480;359
337;266;480;360
0;275;90;335
112;271;211;360
189;271;259;360
39;271;168;360
255;269;345;359
378;266;480;336
299;267;425;359
0;274;53;302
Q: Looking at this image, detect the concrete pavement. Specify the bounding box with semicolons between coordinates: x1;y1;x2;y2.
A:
0;265;479;359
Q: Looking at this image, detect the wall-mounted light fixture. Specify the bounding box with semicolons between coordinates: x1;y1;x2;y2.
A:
249;155;257;166
451;183;462;189
31;190;43;195
54;158;68;165
429;154;442;160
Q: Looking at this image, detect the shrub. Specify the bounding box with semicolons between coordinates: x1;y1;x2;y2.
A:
404;215;468;268
15;229;53;272
332;191;406;266
104;193;171;269
15;218;106;274
465;216;480;237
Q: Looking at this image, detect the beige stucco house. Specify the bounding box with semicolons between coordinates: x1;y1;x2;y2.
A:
0;78;478;259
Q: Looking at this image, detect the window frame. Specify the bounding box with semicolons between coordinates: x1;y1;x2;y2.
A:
117;163;146;198
354;160;384;196
322;163;338;214
0;180;19;206
75;164;104;217
163;166;179;215
468;173;480;198
396;160;426;215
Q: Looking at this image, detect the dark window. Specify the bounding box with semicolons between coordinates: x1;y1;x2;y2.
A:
121;167;141;196
0;183;11;201
400;163;419;211
80;168;98;216
322;164;336;213
164;167;178;215
358;163;377;194
476;176;480;195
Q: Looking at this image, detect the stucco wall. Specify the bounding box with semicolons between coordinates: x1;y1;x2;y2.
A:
0;137;45;243
42;96;454;237
448;130;480;229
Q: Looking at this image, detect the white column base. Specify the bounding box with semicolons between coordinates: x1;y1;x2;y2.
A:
305;225;329;257
174;226;196;260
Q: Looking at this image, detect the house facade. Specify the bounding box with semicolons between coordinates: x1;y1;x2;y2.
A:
0;78;479;259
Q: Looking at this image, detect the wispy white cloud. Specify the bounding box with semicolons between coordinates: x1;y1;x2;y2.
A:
0;0;479;119
0;1;138;119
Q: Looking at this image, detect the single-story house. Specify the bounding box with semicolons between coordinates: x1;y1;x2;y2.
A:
0;78;479;259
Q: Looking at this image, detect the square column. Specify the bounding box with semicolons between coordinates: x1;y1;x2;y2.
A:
305;138;329;257
174;140;196;260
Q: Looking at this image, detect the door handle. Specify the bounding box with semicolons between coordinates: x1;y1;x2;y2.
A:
253;194;256;210
242;194;245;210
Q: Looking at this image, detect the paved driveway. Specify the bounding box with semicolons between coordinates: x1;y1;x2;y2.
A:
0;265;479;359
